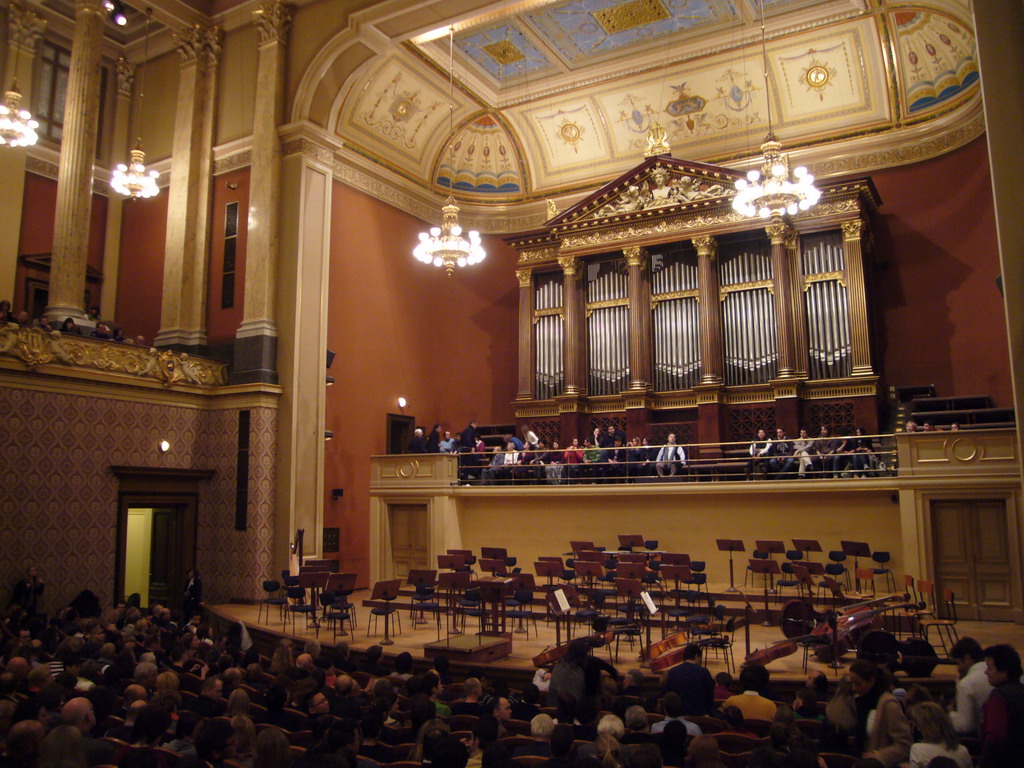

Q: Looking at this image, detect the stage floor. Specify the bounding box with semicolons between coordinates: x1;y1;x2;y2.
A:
209;588;1024;685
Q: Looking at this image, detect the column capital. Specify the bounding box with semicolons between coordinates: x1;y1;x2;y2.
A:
841;218;865;241
623;246;648;267
175;24;222;67
692;235;717;257
253;0;292;48
765;218;795;245
558;255;578;277
515;269;532;288
73;0;107;19
784;230;799;252
115;57;135;98
8;2;46;53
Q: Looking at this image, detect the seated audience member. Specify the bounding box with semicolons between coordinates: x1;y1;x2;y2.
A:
195;717;234;767
621;704;654;745
848;659;912;768
451;677;486;717
439;431;458;453
358;645;390;678
594;732;624;768
793;688;822;721
358;711;393;763
165;710;201;756
254;727;291;768
948;637;993;736
720;706;758;738
547;722;576;768
0;300;14;324
656;433;686;477
980;643;1024;767
466;715;500;768
14;311;31;328
721;666;778;721
766;428;796;477
60;317;82;335
187;674;226;718
91;322;113;340
657;721;687;767
907;702;971;768
684;734;725;768
510;683;542;722
432;734;470;768
652;692;702;737
512;713;555;758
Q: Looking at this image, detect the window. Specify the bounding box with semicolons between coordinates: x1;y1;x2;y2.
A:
36;42;71;142
221;202;239;309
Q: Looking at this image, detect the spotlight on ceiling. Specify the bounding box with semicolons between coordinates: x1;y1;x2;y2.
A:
106;0;127;25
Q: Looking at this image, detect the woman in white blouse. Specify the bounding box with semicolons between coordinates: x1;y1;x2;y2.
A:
907;702;972;768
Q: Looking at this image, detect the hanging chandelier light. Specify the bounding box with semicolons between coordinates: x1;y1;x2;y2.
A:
412;27;485;276
732;1;820;219
0;85;38;147
111;7;160;199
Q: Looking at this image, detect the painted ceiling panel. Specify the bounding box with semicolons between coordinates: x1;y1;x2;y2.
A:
524;0;739;67
455;22;558;82
435;114;526;200
890;10;978;116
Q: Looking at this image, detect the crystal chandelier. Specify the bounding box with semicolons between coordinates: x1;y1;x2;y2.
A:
412;27;486;276
732;0;819;219
0;86;38;147
111;8;160;199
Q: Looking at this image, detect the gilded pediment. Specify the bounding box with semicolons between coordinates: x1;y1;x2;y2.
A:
548;156;743;229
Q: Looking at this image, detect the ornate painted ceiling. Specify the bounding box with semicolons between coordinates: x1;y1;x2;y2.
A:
312;0;980;218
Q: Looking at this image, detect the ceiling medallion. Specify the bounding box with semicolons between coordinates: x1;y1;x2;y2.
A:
557;119;585;152
799;55;837;101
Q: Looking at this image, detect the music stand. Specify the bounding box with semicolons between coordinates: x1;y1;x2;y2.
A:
573;560;604;592
748;559;780;626
546;587;573;647
614;577;645;662
841;540;872;571
755;540;785;594
661;553;691;566
479;558;507;576
717;539;745;593
298;571;330;612
792;539;823;563
618;534;645;551
570;540;596;554
437;571;471;635
369;579;402;645
616;562;646;581
535;560;563;588
481;546;508;560
437;554;465;571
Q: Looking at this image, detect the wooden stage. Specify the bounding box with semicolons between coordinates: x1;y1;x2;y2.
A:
208;587;1024;690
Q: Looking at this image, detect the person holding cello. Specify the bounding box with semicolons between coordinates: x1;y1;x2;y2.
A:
848;659;912;767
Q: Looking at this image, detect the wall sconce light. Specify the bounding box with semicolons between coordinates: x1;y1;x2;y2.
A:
331;488;344;500
326;375;335;386
225;182;238;190
324;430;333;440
158;440;170;453
397;397;407;408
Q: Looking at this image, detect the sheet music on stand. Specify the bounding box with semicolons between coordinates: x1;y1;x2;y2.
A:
547;588;571;615
640;591;658;615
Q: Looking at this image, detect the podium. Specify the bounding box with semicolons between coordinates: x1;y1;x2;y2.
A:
716;539;744;593
476;576;514;636
424;573;512;663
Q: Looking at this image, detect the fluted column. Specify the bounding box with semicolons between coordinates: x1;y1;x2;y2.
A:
516;268;534;400
786;229;809;378
625;246;651;391
842;219;874;376
694;236;723;384
560;255;585;396
99;58;134;318
767;218;799;378
234;0;291;383
155;24;221;351
0;3;45;303
45;0;106;322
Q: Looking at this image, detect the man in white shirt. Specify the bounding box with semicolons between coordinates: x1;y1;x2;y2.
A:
949;637;993;735
656;433;687;477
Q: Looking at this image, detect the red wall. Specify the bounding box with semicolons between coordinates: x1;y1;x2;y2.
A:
870;136;1010;406
116;193;168;343
324;182;519;582
206;168;250;344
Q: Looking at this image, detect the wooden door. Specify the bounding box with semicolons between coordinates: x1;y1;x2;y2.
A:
931;498;1018;621
388;504;429;579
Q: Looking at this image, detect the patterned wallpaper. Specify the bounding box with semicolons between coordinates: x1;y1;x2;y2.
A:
0;386;275;613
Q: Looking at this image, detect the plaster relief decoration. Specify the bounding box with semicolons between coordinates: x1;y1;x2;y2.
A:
522;99;607;172
890;10;978;115
591;164;729;218
770;19;888;129
455;22;556;84
340;55;454;175
435;114;525;200
525;0;736;67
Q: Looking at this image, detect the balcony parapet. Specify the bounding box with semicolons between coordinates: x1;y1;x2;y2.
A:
1;324;228;388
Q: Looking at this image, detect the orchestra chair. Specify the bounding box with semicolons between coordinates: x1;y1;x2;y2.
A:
285;586;319;635
320;591;353;640
745;549;769;588
366;579;403;640
826;551;851;590
324;573;358;629
505;588;538;638
258;580;287;623
458;587;485;634
660;564;694;631
871;551;896;593
918;586;959;656
684;561;708;601
775;562;800;599
698;612;735;673
851;568;878;599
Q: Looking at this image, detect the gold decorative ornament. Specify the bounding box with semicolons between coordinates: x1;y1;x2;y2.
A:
593;0;670;35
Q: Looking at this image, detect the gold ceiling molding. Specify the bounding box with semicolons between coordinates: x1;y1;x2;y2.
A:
0;326;227;387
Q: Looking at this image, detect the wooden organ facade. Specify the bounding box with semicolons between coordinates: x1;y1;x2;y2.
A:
506;155;882;451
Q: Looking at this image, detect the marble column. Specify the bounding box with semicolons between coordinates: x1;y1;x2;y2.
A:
624;246;651;391
842;219;874;376
767;218;799;378
273;136;334;569
155;24;221;352
99;58;134;318
694;236;723;384
516;268;533;400
233;0;291;384
559;255;584;396
45;0;106;322
0;3;45;304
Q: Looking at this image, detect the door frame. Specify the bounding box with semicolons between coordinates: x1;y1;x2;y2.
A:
115;493;199;610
